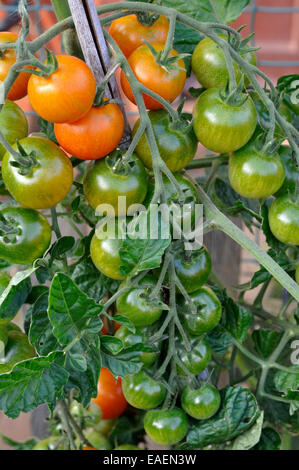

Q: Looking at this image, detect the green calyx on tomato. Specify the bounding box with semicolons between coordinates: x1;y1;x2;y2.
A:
177;335;211;375
229;140;285;199
192;35;257;90
193;87;257;154
0;206;52;265
115;325;158;367
181;383;221;420
122;371;166;410
0;322;35;374
0;100;28;160
144;408;189;446
178;286;222;336
90;217;128;281
174;246;212;293
2;137;73;209
275;145;299;197
83;150;148;216
116;275;164;327
133;109;198;172
269;195;299;246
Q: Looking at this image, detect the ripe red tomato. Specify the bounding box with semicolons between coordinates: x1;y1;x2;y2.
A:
92;368;127;420
120;42;186;110
28;55;96;123
0;32;31;101
54;103;124;160
109;14;169;58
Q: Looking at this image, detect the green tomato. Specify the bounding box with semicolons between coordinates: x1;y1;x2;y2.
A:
0;206;52;265
181;384;221;420
84;430;112;450
83;151;148;216
177;336;211;375
228;141;285;199
133;109;198;172
0;322;35;374
178;286;222;336
192;35;257;89
193;88;257;153
115;325;158;367
269;195;299;246
90;218;127;280
122;371;166;410
296;265;299;284
33;436;62;451
116;444;140;450
116;275;164;327
0;100;28;160
275;145;299;197
93;418;117;435
2;137;73;209
144;408;189;446
174;246;212;293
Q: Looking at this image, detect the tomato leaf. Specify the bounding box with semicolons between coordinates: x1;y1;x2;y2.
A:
120;210;171;276
274;367;299;415
206;326;233;354
100;336;124;355
223;296;253;342
45;236;75;265
64;336;102;407
101;345;148;377
0;352;68;419
163;0;249;24
253;427;282;450
182;386;260;449
230;411;264;450
29;292;61;356
0;435;38;450
72;258;119;303
48;273;103;345
252;328;284;359
0;268;35;322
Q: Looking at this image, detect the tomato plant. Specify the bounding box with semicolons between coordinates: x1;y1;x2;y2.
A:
0;0;299;454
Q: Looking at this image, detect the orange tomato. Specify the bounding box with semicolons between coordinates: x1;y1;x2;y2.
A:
109;14;169;58
28;55;96;123
0;32;31;101
54;103;124;160
120;42;186;110
82;447;97;451
92;368;127;420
